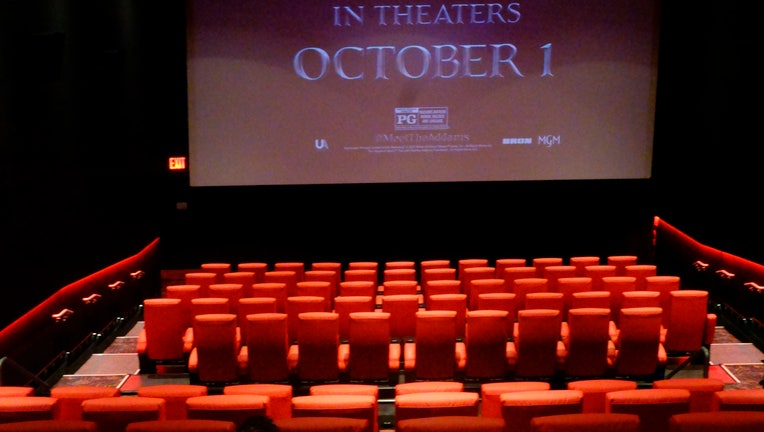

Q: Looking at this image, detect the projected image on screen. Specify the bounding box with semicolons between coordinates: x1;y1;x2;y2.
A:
186;0;660;186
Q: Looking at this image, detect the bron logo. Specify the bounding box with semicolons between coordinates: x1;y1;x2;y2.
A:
394;107;449;131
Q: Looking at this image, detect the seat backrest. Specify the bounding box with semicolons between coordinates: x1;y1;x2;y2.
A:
0;419;99;432
480;381;551;419
427;293;467;339
164;285;202;328
419;260;451;276
584;265;617;291
274;416;369;432
663;290;710;352
606;256;639;275
237;297;277;342
477;292;517;336
141;298;186;361
223;383;293;421
621;291;661;310
295;281;333;311
309;263;342;289
273;262;305;282
601;276;637;324
512;308;563;378
465;309;509;379
184;272;217;297
250;282;287;313
503;266;538;293
500;390;583;432
569;256;601;276
201;263;231;283
421;267;457;286
136;384;208;421
0;396;59;424
295;312;341;381
333;295;375;341
381;294;420;342
383;268;417;282
347;261;379;272
243;313;290;382
236;262;268;283
382;280;418;296
347;311;395;381
208;284;244;315
495;258;528;279
190;298;231;321
557;277;593;321
645;275;681;325
222;272;255;291
286;296;327;343
711;388;764;411
303;271;339;307
571;291;611;310
563;308;612;377
529;413;640;432
612;307;664;377
82;396;166;432
652;377;725;413
461;266;496;306
532;257;564;278
457;258;489;284
396;415;504;432
524;292;564;314
386;261;416;271
290;394;376;432
339;280;377;298
513;278;549;310
264;270;299;298
394;393;480;426
185;394;268;429
191;313;240;383
468;278;506;310
50;386;121;421
395;381;464;395
543;265;578;293
624;264;657;291
423;279;461;307
606;388;690;432
412;310;459;380
668;411;764;432
344;269;378;285
125;419;236;432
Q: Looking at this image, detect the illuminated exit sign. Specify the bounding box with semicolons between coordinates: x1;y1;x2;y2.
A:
168;157;187;171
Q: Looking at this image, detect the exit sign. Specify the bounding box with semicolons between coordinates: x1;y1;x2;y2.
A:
168;157;186;170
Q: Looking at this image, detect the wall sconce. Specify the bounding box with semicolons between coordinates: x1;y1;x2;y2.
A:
108;281;125;291
130;270;145;280
82;293;102;304
743;282;764;294
51;308;74;323
715;269;735;280
693;260;709;271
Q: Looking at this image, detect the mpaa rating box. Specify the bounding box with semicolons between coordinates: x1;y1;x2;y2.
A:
394;107;449;130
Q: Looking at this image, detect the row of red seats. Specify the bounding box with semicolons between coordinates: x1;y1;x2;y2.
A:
139;287;714;385
2;381;764;431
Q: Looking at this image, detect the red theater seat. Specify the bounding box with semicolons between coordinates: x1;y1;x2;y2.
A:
126;419;235;431
0;420;98;431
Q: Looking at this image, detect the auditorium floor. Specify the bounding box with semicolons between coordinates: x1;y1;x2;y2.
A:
52;319;764;429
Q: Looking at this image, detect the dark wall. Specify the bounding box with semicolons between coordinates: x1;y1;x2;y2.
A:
1;1;761;329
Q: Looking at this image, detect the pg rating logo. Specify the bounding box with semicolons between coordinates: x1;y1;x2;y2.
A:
394;107;449;131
